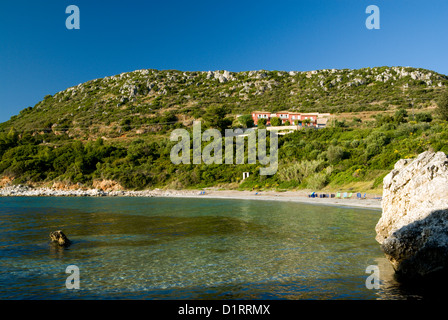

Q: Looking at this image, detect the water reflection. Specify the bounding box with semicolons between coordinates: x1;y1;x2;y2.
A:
371;256;448;300
48;242;70;259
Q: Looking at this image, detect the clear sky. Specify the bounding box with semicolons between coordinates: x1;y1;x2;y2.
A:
1;0;447;122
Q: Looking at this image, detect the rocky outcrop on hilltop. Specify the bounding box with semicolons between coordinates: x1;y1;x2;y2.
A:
376;151;448;279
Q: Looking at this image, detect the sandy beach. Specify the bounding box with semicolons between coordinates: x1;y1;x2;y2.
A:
0;185;382;210
175;189;383;210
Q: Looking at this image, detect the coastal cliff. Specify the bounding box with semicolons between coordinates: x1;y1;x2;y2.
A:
376;151;448;279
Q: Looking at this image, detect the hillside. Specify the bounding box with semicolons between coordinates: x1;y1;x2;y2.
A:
0;66;447;192
1;66;447;141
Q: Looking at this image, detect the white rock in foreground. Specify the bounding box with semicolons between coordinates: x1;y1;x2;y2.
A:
375;151;448;279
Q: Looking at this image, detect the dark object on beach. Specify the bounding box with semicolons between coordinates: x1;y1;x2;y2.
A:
50;230;71;247
357;192;367;199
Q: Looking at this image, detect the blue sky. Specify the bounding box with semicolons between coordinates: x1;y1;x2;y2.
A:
1;0;447;122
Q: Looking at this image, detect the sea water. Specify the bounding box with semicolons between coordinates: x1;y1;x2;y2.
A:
0;196;436;300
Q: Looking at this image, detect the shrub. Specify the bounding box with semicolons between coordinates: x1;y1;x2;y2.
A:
394;108;408;124
238;115;254;128
120;119;131;132
366;131;387;146
258;118;267;128
202;105;232;134
270;117;281;126
437;90;448;120
394;123;418;138
415;112;433;123
366;143;383;158
374;114;394;127
277;160;324;183
306;167;333;190
351;139;360;148
306;172;327;190
327;145;344;164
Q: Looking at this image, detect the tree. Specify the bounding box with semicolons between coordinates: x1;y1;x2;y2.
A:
202;105;232;134
284;120;291;126
327;145;344;164
120;119;131;132
375;114;394;127
270;117;281;126
160;111;177;123
415;112;432;123
257;118;267;128
7;127;18;143
394;108;408;124
238;115;254;128
365;131;388;159
437;91;448;121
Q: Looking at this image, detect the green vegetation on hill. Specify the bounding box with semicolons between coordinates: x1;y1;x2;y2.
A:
1;105;448;192
0;67;447;192
2;66;447;140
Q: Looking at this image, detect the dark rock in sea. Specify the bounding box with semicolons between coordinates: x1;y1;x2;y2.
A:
50;230;71;247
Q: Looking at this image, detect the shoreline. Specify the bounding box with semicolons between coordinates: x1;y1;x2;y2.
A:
172;190;382;210
0;185;382;210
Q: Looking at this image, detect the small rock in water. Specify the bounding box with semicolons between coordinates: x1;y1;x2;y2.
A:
50;230;71;247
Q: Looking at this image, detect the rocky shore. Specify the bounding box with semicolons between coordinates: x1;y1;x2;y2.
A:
0;184;198;198
376;151;448;280
0;184;382;209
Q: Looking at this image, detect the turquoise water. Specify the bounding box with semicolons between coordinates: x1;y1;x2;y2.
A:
0;196;430;299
